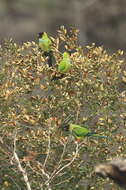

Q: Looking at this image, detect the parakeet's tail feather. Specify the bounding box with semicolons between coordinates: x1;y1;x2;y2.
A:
87;132;109;138
93;134;109;138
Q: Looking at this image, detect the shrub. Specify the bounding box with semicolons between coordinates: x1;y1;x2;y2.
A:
0;26;126;190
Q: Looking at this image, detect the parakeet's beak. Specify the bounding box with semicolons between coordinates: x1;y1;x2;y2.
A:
62;125;70;131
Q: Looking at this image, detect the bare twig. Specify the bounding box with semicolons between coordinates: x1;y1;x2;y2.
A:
37;161;52;190
34;127;52;190
58;140;68;165
75;105;80;123
46;139;68;182
54;175;74;186
47;142;79;184
43;131;51;169
13;131;32;190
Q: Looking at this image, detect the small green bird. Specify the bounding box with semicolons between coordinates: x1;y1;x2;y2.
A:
38;32;55;67
58;52;72;73
38;32;52;52
63;124;108;140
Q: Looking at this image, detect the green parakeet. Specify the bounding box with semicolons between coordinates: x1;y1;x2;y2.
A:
58;52;72;73
63;124;108;140
38;32;55;67
38;32;52;52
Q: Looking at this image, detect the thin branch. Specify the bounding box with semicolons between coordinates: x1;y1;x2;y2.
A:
49;138;68;179
53;142;79;176
54;175;74;186
36;139;68;190
43;131;51;169
13;131;32;190
47;142;79;184
58;140;68;165
37;161;50;180
37;161;52;190
75;105;80;123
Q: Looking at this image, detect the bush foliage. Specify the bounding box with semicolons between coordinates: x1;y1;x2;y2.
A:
0;27;126;190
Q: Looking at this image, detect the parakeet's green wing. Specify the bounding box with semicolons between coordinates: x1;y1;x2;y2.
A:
58;60;67;71
70;124;90;138
58;61;71;73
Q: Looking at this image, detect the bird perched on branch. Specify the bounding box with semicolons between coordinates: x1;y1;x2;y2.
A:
51;52;72;81
62;124;108;140
38;32;55;67
95;157;126;189
58;52;72;73
38;32;52;52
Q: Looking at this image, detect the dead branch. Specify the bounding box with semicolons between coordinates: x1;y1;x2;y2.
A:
13;131;32;190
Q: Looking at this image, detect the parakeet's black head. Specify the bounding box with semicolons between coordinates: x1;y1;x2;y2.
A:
38;32;44;39
62;124;70;131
